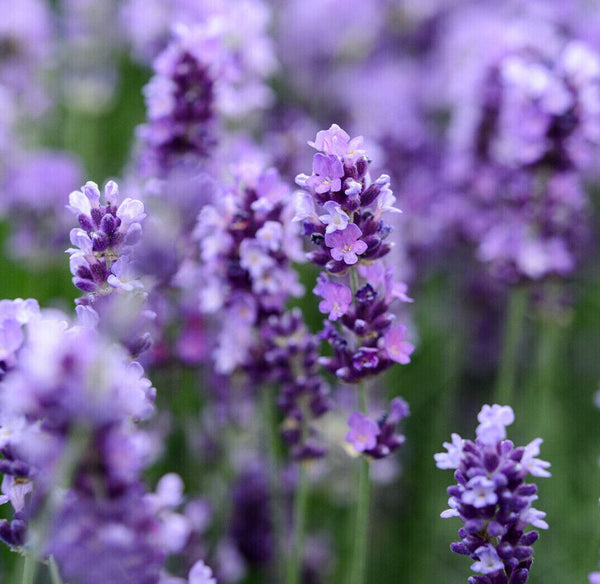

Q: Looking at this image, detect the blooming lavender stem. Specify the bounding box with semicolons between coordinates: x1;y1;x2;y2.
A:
436;404;550;584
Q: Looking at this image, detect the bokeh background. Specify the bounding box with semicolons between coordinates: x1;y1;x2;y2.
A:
2;1;600;583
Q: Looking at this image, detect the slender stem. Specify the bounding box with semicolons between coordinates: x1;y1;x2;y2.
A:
48;556;63;584
21;554;37;584
527;315;562;437
494;286;528;405
287;462;309;584
262;385;285;582
349;382;371;584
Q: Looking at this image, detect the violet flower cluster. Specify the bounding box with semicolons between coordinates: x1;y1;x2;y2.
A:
294;124;414;459
66;180;146;304
0;304;213;583
194;162;304;373
261;309;330;459
136;6;277;178
137;24;220;177
345;397;410;459
445;28;600;283
295;124;415;385
435;404;551;584
193;162;330;458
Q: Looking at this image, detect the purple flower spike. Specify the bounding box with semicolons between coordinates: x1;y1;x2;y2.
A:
436;404;550;583
346;412;380;452
325;223;367;265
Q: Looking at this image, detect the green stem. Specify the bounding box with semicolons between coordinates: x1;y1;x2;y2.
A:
262;386;285;582
494;286;528;405
527;316;562;437
349;382;371;584
21;554;37;584
48;556;63;584
287;462;309;584
350;457;371;584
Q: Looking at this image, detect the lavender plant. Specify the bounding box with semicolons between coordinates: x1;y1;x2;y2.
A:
294;123;414;583
436;404;551;584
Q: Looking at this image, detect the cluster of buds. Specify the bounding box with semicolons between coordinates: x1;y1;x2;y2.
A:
435;404;550;584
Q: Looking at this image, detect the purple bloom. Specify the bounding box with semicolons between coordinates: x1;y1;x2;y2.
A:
314;275;352;321
345;412;380;452
345;398;409;459
306;153;344;195
471;545;505;575
436;404;550;583
325;223;367;265
319;200;350;233
308;123;365;162
383;325;415;365
351;347;380;371
188;560;217;584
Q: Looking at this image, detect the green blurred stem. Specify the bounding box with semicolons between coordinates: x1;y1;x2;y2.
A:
288;461;309;584
350;382;371;584
48;556;63;584
21;554;36;584
495;287;528;405
262;386;285;582
528;316;562;436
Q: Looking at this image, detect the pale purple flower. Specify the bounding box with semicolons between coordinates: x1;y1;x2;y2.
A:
345;412;380;452
314;275;352;321
520;438;552;478
255;221;283;252
462;476;498;508
476;404;515;445
308;123;365;163
239;239;275;278
471;545;504;575
324;223;367;265
291;190;318;223
107;256;144;292
117;197;147;225
188;560;216;584
306;153;344;194
319;201;350;233
434;433;464;470
383;325;414;365
0;475;32;513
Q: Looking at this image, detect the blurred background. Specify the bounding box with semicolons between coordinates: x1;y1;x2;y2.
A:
2;0;600;582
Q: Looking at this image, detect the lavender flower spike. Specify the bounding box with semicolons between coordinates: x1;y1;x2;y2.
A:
435;404;550;584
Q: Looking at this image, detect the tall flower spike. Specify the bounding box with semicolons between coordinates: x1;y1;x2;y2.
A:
296;124;414;386
435;404;550;584
66;180;146;305
193;163;329;458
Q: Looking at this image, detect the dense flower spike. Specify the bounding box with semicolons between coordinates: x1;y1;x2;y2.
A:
66;180;146;304
296;124;414;385
261;309;330;459
194;163;303;374
435;404;550;584
193;162;329;458
442;20;600;282
137;24;220;176
0;305;201;582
